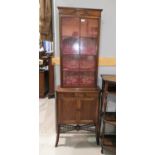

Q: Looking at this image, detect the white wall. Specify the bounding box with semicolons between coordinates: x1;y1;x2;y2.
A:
53;0;116;87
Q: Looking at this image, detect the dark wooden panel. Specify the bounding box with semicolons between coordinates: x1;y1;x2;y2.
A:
58;7;102;18
79;96;98;123
56;89;99;124
48;55;55;97
39;70;49;98
59;94;77;124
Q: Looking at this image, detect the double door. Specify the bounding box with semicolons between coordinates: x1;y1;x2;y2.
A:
60;16;100;87
57;92;99;124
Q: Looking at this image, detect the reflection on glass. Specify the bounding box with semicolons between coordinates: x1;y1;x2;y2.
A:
80;38;97;55
61;37;79;54
73;42;79;51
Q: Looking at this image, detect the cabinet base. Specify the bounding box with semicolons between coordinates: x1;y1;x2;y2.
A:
55;124;99;147
48;93;55;98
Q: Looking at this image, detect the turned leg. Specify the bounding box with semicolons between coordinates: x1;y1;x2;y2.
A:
101;146;104;154
96;124;99;145
55;125;60;147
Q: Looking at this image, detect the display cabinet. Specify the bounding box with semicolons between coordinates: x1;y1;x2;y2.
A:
55;7;102;147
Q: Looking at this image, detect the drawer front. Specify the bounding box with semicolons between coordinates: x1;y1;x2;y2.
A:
58;92;98;97
59;8;101;17
75;92;99;97
59;92;76;98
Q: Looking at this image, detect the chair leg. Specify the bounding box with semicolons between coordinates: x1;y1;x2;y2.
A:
101;146;104;154
96;124;99;145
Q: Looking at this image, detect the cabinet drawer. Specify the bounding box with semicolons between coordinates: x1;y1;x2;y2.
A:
59;93;76;98
59;8;101;17
75;92;98;97
58;92;98;98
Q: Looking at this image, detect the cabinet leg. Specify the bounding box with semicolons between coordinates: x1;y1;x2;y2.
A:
96;124;99;145
55;125;60;147
96;134;99;145
101;146;104;154
48;93;55;99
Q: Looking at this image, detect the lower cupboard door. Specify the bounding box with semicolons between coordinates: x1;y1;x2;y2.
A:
79;97;98;124
59;97;77;124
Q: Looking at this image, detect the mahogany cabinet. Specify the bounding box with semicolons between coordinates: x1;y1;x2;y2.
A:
55;7;102;147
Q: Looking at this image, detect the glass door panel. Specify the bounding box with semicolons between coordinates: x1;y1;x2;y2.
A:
80;18;99;38
80;38;97;55
61;36;79;54
63;55;79;71
80;18;98;55
61;17;80;55
63;71;79;87
80;71;96;87
79;55;96;71
61;17;80;37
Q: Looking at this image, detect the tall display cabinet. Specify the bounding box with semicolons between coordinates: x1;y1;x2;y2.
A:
55;7;102;147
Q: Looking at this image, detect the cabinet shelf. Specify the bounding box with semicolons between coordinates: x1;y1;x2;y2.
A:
101;135;116;146
100;75;116;153
103;112;116;126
